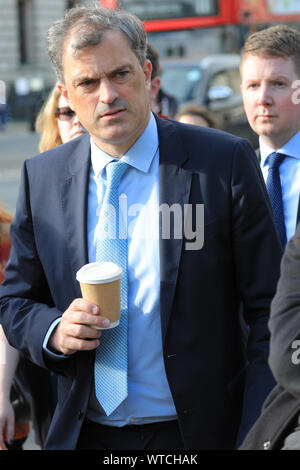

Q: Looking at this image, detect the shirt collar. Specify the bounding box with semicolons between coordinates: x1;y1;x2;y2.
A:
260;130;300;167
90;112;158;178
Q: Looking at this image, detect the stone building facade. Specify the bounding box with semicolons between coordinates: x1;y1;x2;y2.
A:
0;0;90;119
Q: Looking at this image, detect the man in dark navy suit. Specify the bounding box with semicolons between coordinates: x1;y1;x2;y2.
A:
241;25;300;246
240;25;300;451
0;6;281;450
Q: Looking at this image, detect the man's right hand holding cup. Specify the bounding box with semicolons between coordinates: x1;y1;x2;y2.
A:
48;298;110;355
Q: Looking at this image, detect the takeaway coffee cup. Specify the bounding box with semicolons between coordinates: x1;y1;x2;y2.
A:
76;261;122;329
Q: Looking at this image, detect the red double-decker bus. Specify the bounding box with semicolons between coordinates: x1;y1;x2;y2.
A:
100;0;300;31
99;0;300;57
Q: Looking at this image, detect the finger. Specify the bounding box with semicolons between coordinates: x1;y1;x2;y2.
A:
69;298;99;314
61;336;100;355
62;309;110;329
68;323;102;340
49;315;104;355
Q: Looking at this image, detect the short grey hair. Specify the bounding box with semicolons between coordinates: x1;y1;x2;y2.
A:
46;4;148;82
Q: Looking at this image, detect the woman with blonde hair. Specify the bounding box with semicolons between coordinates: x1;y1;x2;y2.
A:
35;85;86;153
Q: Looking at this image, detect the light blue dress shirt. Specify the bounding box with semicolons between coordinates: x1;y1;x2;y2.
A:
260;131;300;242
86;113;177;426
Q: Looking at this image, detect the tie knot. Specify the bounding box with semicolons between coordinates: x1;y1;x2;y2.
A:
268;152;285;170
106;160;129;188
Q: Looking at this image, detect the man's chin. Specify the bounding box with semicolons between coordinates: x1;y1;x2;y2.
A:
253;124;277;138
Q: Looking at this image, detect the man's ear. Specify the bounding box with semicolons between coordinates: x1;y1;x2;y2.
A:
143;59;153;89
150;76;161;101
57;82;74;109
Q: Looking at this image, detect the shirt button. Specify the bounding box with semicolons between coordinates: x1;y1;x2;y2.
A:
120;193;127;199
263;440;271;450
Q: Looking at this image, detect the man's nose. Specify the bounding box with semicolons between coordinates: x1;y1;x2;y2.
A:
98;79;118;104
257;83;272;106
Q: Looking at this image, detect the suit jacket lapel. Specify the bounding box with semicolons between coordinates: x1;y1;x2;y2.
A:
61;134;91;297
156;116;193;342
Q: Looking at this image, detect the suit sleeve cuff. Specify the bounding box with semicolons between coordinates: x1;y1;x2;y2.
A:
43;317;69;360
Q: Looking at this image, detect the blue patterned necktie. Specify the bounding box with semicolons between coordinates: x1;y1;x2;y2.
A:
94;160;129;416
266;152;287;249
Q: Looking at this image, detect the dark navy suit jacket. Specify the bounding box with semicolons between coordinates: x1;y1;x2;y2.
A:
0;116;282;449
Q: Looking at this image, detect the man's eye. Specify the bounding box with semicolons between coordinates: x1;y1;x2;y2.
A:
80;80;95;87
116;70;129;78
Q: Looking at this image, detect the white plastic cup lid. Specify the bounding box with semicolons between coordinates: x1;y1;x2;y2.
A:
76;261;122;284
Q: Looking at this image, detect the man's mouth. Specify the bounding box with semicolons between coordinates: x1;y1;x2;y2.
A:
257;114;276;120
100;108;126;119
